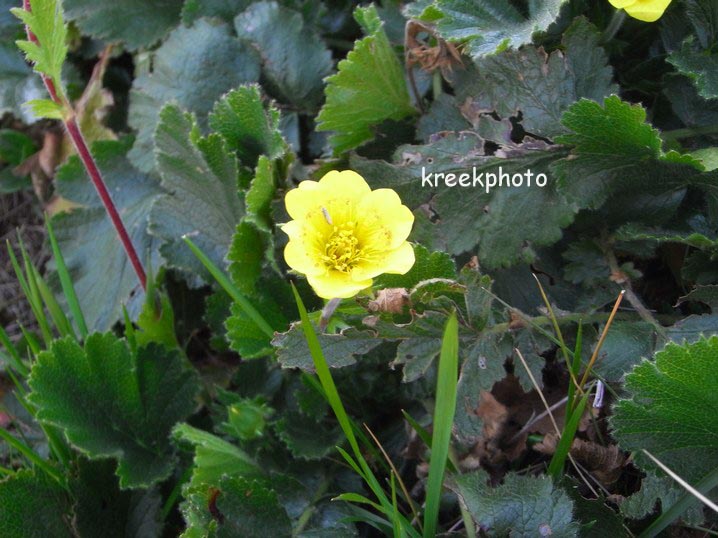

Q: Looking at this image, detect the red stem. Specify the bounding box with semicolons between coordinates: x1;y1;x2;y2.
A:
23;0;147;290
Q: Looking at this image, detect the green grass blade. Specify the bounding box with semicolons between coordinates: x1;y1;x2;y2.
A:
423;313;459;538
31;265;74;339
0;426;64;486
46;216;88;338
567;321;583;414
182;236;274;338
291;284;420;538
0;325;29;377
548;388;591;480
6;240;52;346
401;410;458;474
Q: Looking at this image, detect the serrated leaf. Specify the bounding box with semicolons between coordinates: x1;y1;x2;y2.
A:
149;103;244;281
63;0;183;51
553;96;712;211
669;38;718;100
612;336;718;483
28;333;199;488
173;423;261;490
234;2;333;111
591;321;657;383
316;4;415;154
52;138;162;331
209;84;285;170
354;133;576;268
128;19;260;172
451;17;616;140
25;97;63;119
453;470;578;536
214;476;292;538
71;459;163;538
425;0;568;60
0;470;73;538
273;323;383;370
679;285;718;310
274;412;343;460
11;0;67;92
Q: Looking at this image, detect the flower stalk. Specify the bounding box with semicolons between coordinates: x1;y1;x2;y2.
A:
21;0;147;290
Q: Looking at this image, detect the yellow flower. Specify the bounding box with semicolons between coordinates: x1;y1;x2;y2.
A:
609;0;672;22
282;170;415;299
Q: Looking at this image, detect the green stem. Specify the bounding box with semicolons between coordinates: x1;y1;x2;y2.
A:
160;465;193;520
602;10;626;43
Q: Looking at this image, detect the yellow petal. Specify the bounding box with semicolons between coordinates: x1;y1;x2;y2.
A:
285;180;320;220
317;170;372;201
351;241;415;281
284;238;325;277
624;0;671;22
308;271;373;299
356;189;414;250
608;0;637;8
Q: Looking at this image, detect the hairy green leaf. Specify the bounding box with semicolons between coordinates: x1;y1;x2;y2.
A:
63;0;182;51
29;333;199;488
11;0;67;93
234;2;332;111
451;17;617;140
612;336;718;483
423;0;568;60
316;4;415;154
150;103;244;281
128;19;260;172
454;470;577;536
0;469;73;538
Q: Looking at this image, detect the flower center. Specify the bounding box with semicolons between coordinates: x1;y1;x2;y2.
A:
322;223;361;273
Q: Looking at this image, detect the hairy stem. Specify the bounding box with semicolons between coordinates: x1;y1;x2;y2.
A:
23;0;147;290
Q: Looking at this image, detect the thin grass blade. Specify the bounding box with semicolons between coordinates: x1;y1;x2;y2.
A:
423;313;459;538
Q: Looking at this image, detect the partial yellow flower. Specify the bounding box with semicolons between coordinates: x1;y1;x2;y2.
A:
609;0;672;22
282;170;415;299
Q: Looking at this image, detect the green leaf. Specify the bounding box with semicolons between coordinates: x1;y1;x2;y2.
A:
590;321;657;383
274;412;343;460
25;97;64;119
128;19;260;172
453;470;577;536
273;323;384;370
316;4;415;154
11;0;68;93
28;333;199;488
63;0;183;51
173;423;261;490
679;285;718;310
149;103;244;281
209;84;286;171
182;0;250;24
213;476;292;538
354;133;576;268
71;459;163;538
0;469;73;538
553;96;710;211
611;336;718;483
52;138;162;331
451;17;617;140
234;2;333;111
424;0;568;60
225;292;287;359
667;0;718;100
